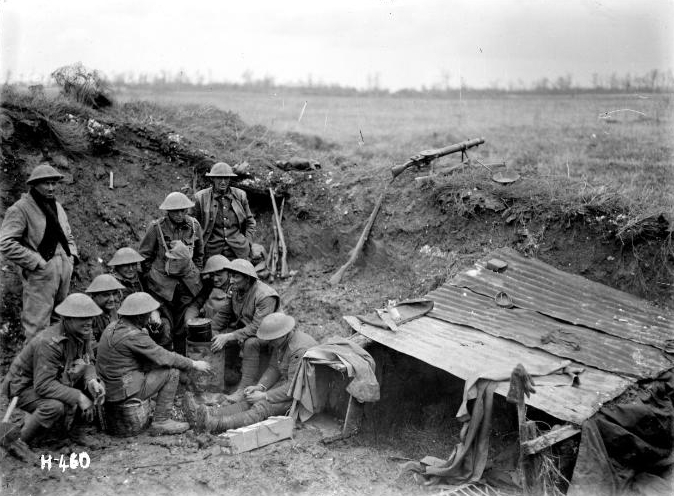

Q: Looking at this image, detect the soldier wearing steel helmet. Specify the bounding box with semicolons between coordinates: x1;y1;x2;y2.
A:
193;162;257;261
0;163;78;342
107;246;172;349
107;246;145;299
138;192;205;355
0;293;106;454
85;274;125;343
210;258;280;400
184;254;232;325
96;292;212;435
190;312;316;433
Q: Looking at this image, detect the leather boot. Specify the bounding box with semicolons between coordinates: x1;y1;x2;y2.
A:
154;369;179;421
19;413;43;446
196;401;268;434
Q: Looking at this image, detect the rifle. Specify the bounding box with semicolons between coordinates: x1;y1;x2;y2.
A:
390;137;485;179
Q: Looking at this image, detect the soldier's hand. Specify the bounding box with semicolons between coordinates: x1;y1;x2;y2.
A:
245;390;267;403
78;393;94;422
192;360;212;373
87;378;106;405
211;333;234;352
37;258;48;270
243;385;263;395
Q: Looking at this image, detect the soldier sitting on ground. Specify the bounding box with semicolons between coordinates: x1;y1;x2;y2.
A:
189;312;316;433
108;246;172;349
96;292;212;435
210;259;280;400
184;254;232;324
85;274;125;344
0;294;106;458
139;192;205;355
108;247;145;299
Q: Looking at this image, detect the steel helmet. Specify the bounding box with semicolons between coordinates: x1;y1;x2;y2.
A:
205;162;237;178
55;293;103;318
202;254;230;274
117;292;160;316
226;259;258;280
85;274;125;293
108;247;144;266
159;192;195;210
257;313;295;340
26;163;64;184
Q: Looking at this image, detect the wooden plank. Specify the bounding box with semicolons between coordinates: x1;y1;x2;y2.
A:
217;416;294;454
521;424;581;455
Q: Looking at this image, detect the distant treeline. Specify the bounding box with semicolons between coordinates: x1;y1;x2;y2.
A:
106;68;674;97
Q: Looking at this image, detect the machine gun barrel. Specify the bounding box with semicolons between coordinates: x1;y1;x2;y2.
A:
391;137;485;178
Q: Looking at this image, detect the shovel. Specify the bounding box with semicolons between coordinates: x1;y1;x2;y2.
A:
0;396;20;445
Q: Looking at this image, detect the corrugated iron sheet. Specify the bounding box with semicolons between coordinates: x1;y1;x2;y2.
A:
450;247;673;349
345;315;630;425
426;284;672;378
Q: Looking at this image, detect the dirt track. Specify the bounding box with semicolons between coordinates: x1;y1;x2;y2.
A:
1;93;672;496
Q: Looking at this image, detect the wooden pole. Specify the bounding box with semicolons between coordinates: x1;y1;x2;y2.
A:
269;188;289;278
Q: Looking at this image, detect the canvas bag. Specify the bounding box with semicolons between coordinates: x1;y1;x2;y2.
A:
156;220;196;277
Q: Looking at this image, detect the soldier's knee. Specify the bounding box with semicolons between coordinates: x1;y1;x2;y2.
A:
39;399;66;421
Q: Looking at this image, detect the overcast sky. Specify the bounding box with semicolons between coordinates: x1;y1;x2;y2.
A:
1;0;672;90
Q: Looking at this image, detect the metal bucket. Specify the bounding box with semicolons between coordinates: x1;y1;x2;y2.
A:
186;317;212;342
186;340;225;393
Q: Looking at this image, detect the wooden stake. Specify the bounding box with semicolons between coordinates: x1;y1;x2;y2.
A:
269;188;289;278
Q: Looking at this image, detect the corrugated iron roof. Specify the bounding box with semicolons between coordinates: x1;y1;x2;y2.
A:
451;247;673;349
426;284;672;378
346;247;674;424
345;315;631;425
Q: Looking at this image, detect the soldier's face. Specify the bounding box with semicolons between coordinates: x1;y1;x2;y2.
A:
229;272;250;291
116;263;138;280
92;291;119;312
33;179;59;199
212;269;228;288
167;209;187;224
64;317;94;340
212;177;231;193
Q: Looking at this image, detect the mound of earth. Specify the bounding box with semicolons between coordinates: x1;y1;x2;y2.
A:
1;89;672;496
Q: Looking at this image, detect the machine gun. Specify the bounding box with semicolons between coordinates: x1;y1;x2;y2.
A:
390;137;485;179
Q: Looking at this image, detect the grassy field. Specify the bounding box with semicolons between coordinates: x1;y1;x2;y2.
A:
118;88;673;212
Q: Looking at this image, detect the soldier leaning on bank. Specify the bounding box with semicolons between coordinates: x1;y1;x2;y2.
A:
0;163;78;342
0;294;106;457
193;162;257;261
139;192;204;355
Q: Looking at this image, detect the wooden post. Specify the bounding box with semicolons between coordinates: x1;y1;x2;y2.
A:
506;363;542;495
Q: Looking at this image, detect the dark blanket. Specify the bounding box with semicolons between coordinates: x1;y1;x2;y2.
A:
568;371;674;496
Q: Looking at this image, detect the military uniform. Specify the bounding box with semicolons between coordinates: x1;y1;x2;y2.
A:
0;191;76;340
193;186;256;260
1;323;96;430
139;215;204;354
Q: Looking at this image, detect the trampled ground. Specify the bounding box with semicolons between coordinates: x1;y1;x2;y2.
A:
1;88;672;495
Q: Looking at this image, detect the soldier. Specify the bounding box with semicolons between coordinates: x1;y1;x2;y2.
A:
108;246;172;349
193;162;256;261
107;247;145;299
0;294;106;453
191;313;316;433
184;254;231;324
211;259;280;401
0;163;78;341
96;292;212;435
139;192;204;355
85;274;125;343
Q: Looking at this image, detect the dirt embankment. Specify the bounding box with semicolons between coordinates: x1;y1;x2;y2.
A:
1;91;672;496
